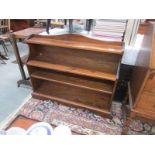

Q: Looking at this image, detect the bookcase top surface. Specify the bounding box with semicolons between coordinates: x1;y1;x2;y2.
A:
26;34;124;55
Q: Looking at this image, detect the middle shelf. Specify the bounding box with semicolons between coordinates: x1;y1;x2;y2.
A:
27;60;117;81
30;67;114;94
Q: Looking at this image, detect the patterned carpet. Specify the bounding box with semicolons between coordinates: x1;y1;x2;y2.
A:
8;98;155;135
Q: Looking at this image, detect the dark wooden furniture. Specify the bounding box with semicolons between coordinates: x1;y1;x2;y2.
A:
122;23;155;134
5;115;79;135
26;34;124;117
138;23;149;35
10;19;35;32
10;27;45;87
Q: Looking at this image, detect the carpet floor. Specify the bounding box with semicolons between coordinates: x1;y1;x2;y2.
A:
3;98;155;135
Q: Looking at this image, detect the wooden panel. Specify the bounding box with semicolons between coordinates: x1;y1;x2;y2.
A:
27;60;117;81
130;24;154;106
132;109;155;121
150;31;155;69
150;33;155;69
134;24;155;69
33;92;111;118
35;33;122;46
10;19;35;32
33;80;111;111
130;66;148;105
13;27;45;39
31;68;114;94
136;91;155;116
138;23;149;35
144;71;155;93
26;34;123;55
135;24;153;68
31;45;121;74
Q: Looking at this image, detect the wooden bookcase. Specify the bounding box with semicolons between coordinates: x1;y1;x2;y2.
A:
26;34;124;117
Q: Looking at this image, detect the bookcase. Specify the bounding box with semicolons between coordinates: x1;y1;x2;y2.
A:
26;34;124;117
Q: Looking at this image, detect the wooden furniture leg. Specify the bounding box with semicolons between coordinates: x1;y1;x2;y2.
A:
10;33;31;87
1;40;9;58
69;19;73;33
122;112;135;135
46;19;51;34
122;91;129;113
64;19;67;25
0;53;6;64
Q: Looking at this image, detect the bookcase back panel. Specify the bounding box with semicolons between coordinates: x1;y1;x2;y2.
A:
136;91;155;115
30;44;121;74
144;72;155;93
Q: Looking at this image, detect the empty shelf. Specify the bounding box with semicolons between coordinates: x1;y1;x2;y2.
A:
27;60;117;81
31;70;114;94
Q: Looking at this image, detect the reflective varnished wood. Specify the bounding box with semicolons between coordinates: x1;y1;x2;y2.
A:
11;27;45;87
122;23;155;134
26;34;124;117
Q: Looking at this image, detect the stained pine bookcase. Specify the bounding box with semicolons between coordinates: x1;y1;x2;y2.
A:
26;34;124;117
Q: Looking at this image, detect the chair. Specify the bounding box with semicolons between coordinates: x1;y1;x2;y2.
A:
0;19;10;34
0;20;11;60
0;40;7;64
0;38;9;57
0;38;9;64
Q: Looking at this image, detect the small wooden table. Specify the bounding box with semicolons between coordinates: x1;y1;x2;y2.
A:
10;27;45;87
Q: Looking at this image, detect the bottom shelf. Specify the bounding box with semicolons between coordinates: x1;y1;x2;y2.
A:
32;80;111;117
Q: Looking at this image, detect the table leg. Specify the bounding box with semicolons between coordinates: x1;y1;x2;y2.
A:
1;40;9;58
46;19;51;34
0;53;6;64
10;34;31;87
69;19;73;33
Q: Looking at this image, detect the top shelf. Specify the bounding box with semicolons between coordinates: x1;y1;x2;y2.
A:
26;34;124;55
